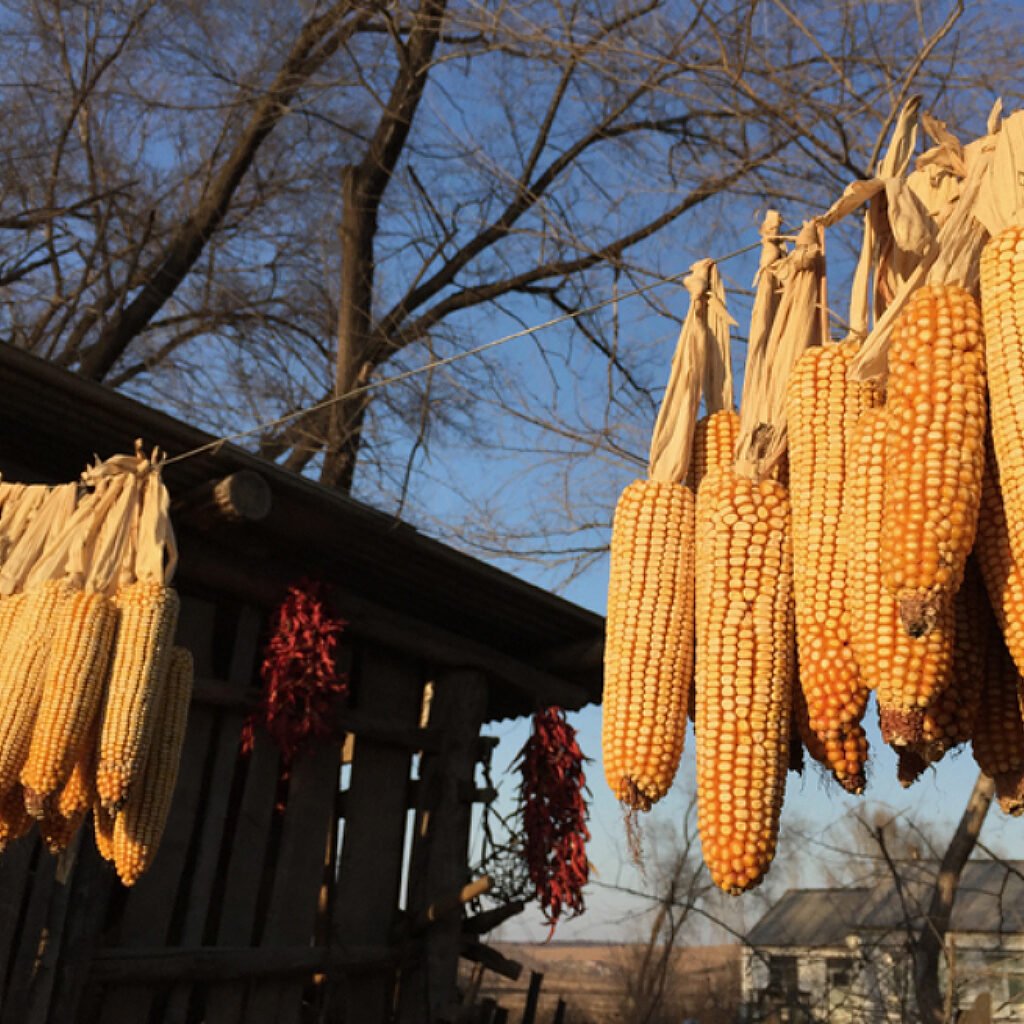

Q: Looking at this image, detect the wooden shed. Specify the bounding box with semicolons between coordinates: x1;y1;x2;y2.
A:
0;345;604;1024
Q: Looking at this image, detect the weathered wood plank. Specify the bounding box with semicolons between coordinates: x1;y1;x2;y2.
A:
327;644;424;1023
0;836;36;998
396;669;488;1023
163;604;262;1024
0;843;56;1024
95;595;220;1024
201;737;281;1024
243;738;341;1024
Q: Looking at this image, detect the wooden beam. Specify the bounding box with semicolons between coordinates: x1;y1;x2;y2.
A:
458;940;522;982
330;585;589;710
172;471;272;525
462;901;525;937
89;945;394;983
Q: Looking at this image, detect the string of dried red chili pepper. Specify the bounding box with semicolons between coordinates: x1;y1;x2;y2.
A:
240;579;348;763
514;706;590;935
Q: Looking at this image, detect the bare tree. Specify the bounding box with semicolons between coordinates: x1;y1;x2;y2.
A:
1;1;1022;575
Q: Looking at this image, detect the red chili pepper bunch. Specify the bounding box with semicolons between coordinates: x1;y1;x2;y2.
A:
241;579;348;763
514;706;590;934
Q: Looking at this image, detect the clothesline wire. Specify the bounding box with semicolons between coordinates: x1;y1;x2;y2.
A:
163;237;764;467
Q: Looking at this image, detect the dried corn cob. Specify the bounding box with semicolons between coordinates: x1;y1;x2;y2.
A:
96;580;180;812
882;284;986;636
93;802;115;862
21;590;117;816
686;410;739;491
113;647;193;885
695;466;793;894
39;732;97;853
0;580;72;796
912;562;989;764
602;480;694;810
974;436;1024;674
982;226;1024;585
971;640;1024;816
786;341;880;791
845;406;955;745
0;784;32;850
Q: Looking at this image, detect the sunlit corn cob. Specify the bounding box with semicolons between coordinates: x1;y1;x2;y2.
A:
113;647;193;885
971;640;1024;816
910;562;989;765
695;467;793;894
21;590;117;816
982;227;1024;586
0;581;72;796
602;480;694;810
0;784;32;850
882;284;986;637
845;406;955;745
974;436;1024;674
686;410;739;491
39;731;97;854
786;342;880;792
93;802;115;862
96;581;180;812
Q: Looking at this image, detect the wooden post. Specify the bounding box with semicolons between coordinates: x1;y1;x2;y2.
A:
521;971;543;1024
327;644;424;1022
552;998;566;1024
396;668;488;1023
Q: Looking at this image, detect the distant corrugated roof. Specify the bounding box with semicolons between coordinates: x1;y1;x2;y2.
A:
747;861;1024;948
746;889;870;947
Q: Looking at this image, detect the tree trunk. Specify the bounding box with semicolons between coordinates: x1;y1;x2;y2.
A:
913;771;994;1024
319;166;376;491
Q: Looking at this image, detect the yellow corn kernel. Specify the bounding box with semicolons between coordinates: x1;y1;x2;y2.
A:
96;581;180;813
971;639;1024;816
602;479;694;811
882;284;986;636
786;341;881;792
113;647;193;886
0;581;72;795
21;590;117;816
845;407;954;745
695;466;793;894
0;784;32;851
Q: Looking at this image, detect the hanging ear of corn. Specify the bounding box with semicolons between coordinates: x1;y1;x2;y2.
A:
603;263;714;811
97;465;180;813
786;341;881;792
845;405;955;746
687;410;739;493
881;283;986;638
971;638;1024;816
113;646;193;885
0;784;32;851
694;466;794;893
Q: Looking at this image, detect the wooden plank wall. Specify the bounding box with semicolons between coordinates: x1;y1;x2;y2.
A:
0;585;482;1024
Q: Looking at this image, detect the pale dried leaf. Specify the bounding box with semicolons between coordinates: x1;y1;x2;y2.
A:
820;178;884;227
975;109;1024;236
702;262;737;414
878;96;921;178
648;262;707;483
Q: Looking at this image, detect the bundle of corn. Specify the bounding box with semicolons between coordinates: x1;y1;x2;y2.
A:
602;262;712;812
0;445;186;884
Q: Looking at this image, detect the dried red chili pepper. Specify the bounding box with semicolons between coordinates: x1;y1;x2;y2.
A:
240;579;348;763
514;706;590;936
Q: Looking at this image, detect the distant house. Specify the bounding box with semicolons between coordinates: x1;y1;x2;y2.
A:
741;860;1024;1023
